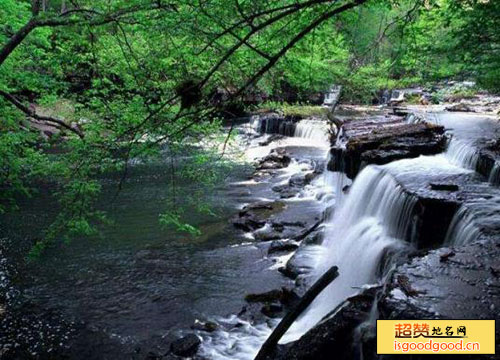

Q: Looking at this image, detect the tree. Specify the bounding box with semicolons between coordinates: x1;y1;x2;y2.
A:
0;0;372;254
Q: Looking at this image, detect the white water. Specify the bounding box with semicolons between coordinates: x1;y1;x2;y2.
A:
445;138;479;170
281;165;415;342
323;85;342;107
489;162;500;185
203;110;499;359
293;119;331;144
445;206;481;246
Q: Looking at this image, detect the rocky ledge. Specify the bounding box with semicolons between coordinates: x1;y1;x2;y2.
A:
328;120;446;179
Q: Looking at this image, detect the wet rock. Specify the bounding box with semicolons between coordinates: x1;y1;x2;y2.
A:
254;227;282;241
232;215;265;232
275;288;378;360
289;172;315;187
328;122;446;179
259;134;285;146
271;184;300;199
257;149;291;170
261;303;283;318
429;182;459;191
281;251;313;279
245;289;284;303
233;201;285;232
191;320;217;333
438;249;456;262
170;334;201;357
303;230;323;245
268;240;299;254
446;103;475;112
245;288;300;308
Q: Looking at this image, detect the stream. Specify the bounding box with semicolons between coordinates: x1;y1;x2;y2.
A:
1;98;499;359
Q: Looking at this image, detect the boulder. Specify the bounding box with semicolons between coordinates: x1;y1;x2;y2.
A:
191;320;218;333
268;240;299;254
170;334;201;357
446;103;475;112
261;303;283;318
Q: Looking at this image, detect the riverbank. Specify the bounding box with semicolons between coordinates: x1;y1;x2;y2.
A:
1;90;500;359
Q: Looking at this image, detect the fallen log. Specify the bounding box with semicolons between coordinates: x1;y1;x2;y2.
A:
254;265;339;360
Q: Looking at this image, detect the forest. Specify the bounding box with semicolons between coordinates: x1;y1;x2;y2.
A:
0;0;499;359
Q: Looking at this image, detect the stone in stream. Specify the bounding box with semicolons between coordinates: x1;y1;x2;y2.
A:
232;201;285;232
257;149;291;170
271;184;300;199
190;319;217;333
261;303;283;318
446;103;475;112
245;288;301;308
268;240;299;254
170;334;201;357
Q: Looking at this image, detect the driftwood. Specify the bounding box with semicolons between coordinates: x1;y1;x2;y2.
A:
254;265;339;360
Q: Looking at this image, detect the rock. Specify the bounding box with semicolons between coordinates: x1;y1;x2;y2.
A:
233;201;285;232
303;230;323;245
289;173;314;187
257;150;292;170
259;134;284;146
253;227;282;241
261;303;283;318
245;289;284;303
170;334;201;357
232;215;265;232
245;288;300;309
328;121;446;179
275;288;379;360
191;320;218;333
271;184;300;198
439;249;456;262
446;103;475;112
268;240;299;254
429;182;459;191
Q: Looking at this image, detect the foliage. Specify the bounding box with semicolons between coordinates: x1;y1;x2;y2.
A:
0;0;499;254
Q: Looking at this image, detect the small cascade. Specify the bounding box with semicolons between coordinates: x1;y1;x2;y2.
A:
250;114;295;136
445;138;479;170
445;206;481;246
489;162;500;186
293;119;330;144
323;85;342;107
281;165;416;342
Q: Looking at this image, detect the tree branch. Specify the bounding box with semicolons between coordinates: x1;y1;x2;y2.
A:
0;90;84;139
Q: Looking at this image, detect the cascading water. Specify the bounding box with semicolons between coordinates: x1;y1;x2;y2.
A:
323;85;342;107
489;162;500;185
281;165;415;342
293;119;330;143
444;138;479;170
445;206;481;246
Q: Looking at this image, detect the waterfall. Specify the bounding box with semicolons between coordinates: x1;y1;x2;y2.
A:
281;165;415;342
445;206;481;246
445;138;479;170
293;119;330;144
489;162;500;186
323;85;342;107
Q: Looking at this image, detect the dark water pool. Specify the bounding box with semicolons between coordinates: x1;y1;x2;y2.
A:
0;161;288;358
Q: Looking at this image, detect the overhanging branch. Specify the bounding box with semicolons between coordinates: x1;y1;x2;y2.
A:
0;90;84;138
